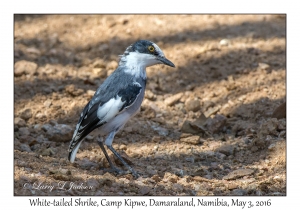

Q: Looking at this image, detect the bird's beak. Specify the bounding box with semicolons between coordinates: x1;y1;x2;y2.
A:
157;56;175;67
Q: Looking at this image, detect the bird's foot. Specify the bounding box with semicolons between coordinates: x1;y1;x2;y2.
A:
101;167;140;179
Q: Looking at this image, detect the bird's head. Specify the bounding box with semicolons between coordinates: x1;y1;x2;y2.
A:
120;40;175;68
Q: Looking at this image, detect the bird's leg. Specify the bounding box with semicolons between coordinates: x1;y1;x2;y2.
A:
106;145;139;178
104;130;139;178
97;139;123;174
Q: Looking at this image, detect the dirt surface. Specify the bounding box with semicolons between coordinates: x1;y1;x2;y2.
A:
14;14;286;196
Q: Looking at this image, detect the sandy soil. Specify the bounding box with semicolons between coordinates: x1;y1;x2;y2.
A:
14;14;286;196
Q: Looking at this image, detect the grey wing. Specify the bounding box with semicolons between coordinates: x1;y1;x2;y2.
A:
68;82;142;161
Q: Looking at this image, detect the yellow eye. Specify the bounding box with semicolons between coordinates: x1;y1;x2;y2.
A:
148;46;155;52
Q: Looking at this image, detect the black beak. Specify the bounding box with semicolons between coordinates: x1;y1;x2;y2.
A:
157;56;175;67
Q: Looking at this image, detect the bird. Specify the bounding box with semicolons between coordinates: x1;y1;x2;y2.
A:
68;40;175;178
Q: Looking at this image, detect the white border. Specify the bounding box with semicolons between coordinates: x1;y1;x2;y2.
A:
2;0;297;208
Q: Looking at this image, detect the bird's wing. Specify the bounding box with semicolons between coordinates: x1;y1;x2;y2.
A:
68;81;142;160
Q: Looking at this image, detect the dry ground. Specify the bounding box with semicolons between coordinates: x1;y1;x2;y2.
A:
14;14;286;196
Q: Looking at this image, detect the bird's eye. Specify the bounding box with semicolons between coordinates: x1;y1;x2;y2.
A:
148;46;155;53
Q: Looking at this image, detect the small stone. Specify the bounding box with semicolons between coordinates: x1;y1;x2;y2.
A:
93;68;106;78
87;178;99;191
232;189;247;196
152;125;169;136
185;157;195;163
99;44;109;51
65;84;84;96
227;183;238;190
163;172;179;183
43;99;52;108
223;169;254;180
19;108;32;121
219;39;230;46
206;114;227;134
146;166;157;176
42;124;73;142
185;99;201;112
80;158;98;170
216;144;235;156
119;144;127;150
87;90;96;97
272;102;286;119
40;148;56;156
173;183;184;192
18;127;30;136
164;93;183;106
181;120;199;134
192;168;208;176
215;152;226;160
180;135;201;145
268;143;276;151
151;174;161;182
107;61;118;70
35;113;47;120
20;144;32;152
151;136;161;143
204;105;221;118
14;60;38;76
93;59;106;68
258;62;270;70
258;118;279;139
107;69;114;76
138;186;151;195
15;117;26;127
145;90;156;100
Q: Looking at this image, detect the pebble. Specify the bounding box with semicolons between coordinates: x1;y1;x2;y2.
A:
65;84;84;96
106;61;118;70
258;62;270;70
19;108;32;120
87;90;96;97
206;114;227;134
164;92;183;106
268;143;276;151
215;152;226;160
43;99;52;108
231;189;247;196
181;120;200;134
119;144;127;150
216;144;235;156
185;99;201;112
42;123;73;142
87;179;99;191
14;60;38;76
227;183;238;190
18;127;30;136
258;118;279;139
272;102;286;119
219;39;230;46
223;169;254;180
15;117;26;127
40;148;56;156
138;186;151;195
152;125;169;136
80;158;98;170
163;172;179;183
20;144;32;152
204;105;221;118
180;135;201;145
35;113;47;120
146;166;157;176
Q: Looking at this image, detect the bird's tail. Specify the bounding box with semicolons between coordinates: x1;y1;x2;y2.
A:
68;140;83;163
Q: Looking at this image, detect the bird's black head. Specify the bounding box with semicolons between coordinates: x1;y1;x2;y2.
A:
122;40;175;68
